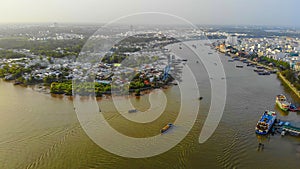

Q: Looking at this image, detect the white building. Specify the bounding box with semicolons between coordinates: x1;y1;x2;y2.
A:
226;35;238;46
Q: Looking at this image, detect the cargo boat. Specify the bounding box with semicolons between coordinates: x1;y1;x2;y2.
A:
255;110;276;135
282;124;300;136
161;123;173;133
276;94;291;111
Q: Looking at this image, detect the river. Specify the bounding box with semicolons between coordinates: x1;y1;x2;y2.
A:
0;40;300;169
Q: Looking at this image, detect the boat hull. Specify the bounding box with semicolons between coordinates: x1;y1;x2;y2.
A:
276;100;289;111
161;123;173;133
276;94;290;111
255;111;276;135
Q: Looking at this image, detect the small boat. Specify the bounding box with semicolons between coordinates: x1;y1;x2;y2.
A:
247;63;255;67
255;110;277;135
13;81;22;85
276;94;291;111
161;123;173;133
256;66;265;69
282;123;300;136
264;71;271;75
128;109;138;113
269;69;278;74
289;104;299;112
258;71;270;75
254;69;264;72
236;65;243;68
277;120;290;126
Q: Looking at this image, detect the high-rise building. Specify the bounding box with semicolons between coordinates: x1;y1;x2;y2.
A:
226;35;238;46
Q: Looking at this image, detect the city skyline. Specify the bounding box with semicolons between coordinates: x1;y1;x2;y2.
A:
0;0;299;27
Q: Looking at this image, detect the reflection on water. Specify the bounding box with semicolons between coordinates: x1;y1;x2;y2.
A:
274;105;290;116
256;134;270;151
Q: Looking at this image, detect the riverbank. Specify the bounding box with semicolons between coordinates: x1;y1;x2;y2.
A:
2;75;175;98
246;59;273;70
219;50;300;99
1;40;300;169
277;72;300;99
224;52;274;70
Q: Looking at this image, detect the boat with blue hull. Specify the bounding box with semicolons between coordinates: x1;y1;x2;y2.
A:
255;111;277;135
289;104;298;112
128;109;138;113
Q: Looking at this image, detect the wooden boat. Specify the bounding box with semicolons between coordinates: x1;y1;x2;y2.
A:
256;66;265;69
258;71;270;75
128;109;138;113
276;94;290;111
161;123;173;133
254;69;264;72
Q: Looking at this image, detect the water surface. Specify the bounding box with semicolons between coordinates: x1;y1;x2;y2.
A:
0;41;300;169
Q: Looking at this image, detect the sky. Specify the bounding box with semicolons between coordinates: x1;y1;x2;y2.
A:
0;0;299;26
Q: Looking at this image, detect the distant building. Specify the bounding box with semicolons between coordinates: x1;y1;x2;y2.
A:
226;35;238;46
294;62;300;71
275;52;289;60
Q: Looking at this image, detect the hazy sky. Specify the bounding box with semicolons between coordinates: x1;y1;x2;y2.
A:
0;0;298;26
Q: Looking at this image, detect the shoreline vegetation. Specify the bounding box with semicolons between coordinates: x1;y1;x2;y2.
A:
2;37;299;99
0;64;177;98
50;74;174;97
1;70;175;97
0;33;180;97
0;58;176;97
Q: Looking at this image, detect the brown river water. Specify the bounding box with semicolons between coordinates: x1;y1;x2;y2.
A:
0;41;300;169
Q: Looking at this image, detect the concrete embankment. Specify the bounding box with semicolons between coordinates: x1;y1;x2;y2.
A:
224;52;299;98
277;72;300;98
